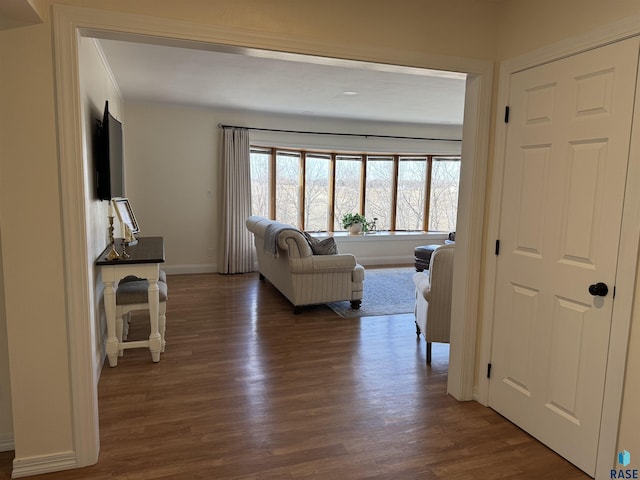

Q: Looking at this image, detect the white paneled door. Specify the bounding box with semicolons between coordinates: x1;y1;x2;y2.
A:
489;37;640;476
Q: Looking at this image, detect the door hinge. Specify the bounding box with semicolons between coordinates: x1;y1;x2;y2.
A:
504;106;510;123
487;363;492;379
613;286;616;299
495;239;500;255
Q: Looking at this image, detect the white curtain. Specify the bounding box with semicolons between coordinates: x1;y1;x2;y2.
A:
219;127;255;274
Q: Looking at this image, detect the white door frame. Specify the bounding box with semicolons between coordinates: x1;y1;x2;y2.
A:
477;16;640;480
51;4;492;472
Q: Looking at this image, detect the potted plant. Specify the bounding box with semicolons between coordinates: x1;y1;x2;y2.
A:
341;213;368;235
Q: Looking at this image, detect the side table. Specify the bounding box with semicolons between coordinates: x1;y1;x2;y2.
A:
96;236;165;366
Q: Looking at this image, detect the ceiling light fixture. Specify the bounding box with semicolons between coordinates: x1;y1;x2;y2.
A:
343;90;359;96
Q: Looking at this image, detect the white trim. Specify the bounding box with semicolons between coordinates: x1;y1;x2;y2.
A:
478;15;640;480
11;451;77;479
51;4;491;475
0;433;14;452
476;52;513;408
348;256;414;267
596;49;640;480
447;70;493;400
52;7;101;471
90;37;122;101
162;264;217;275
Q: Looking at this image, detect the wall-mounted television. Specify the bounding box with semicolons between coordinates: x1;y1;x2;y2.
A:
96;101;124;201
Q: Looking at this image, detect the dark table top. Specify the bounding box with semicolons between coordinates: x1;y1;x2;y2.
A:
96;236;165;265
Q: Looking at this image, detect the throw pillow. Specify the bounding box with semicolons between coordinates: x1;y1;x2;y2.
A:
303;232;338;255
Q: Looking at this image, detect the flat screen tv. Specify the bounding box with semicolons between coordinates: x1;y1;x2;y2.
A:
96;101;124;200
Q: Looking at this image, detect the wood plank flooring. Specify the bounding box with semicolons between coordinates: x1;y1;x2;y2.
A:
0;272;590;479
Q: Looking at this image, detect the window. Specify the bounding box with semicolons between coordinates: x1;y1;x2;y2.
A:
396;157;427;231
275;151;300;226
429;157;460;232
304;153;331;231
334;155;363;231
250;147;460;233
249;148;270;219
365;157;394;231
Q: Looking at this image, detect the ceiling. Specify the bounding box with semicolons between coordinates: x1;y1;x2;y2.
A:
97;38;468;126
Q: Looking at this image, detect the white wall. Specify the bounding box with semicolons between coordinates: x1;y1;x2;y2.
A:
124;101;462;273
0;233;13;451
124;102;219;274
78;37;124;375
0;24;123;472
0;21;74;464
0;28;12;446
332;233;448;266
496;0;640;60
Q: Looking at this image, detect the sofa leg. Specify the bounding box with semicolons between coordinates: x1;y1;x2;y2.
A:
293;306;302;314
415;322;421;338
259;273;265;280
426;342;432;364
350;300;361;310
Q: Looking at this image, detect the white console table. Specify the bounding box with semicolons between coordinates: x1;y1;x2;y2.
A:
96;237;165;367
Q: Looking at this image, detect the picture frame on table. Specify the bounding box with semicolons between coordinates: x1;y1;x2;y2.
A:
112;197;140;234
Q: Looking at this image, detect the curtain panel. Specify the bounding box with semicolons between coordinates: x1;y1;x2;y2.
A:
219;127;255;274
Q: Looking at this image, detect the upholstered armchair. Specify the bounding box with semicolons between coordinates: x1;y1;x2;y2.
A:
412;244;455;363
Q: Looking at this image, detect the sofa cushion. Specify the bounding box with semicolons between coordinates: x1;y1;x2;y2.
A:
303;232;338;255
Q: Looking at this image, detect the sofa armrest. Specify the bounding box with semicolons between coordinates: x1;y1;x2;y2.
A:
413;272;432;301
278;230;313;258
290;254;356;274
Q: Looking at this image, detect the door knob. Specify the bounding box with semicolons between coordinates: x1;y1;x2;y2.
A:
588;282;609;297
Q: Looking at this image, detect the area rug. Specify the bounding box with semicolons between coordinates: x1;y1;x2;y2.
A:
326;267;417;318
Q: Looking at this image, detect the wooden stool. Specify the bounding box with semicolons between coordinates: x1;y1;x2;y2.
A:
116;278;168;359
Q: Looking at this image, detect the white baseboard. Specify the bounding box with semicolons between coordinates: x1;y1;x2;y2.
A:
357;255;414;267
162;259;414;274
162;263;217;275
0;432;14;452
12;451;77;478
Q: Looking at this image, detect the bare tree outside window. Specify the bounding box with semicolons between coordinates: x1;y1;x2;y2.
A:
429;158;460;232
396;158;427;230
250;149;270;218
275;151;300;226
305;154;331;231
249;148;460;233
364;157;393;231
334;156;362;231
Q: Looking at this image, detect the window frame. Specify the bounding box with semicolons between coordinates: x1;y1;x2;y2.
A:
250;146;460;233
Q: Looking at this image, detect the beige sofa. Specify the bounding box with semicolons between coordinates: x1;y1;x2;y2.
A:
246;216;365;313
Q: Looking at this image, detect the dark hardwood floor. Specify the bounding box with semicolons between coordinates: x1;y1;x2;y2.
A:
0;272;589;479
